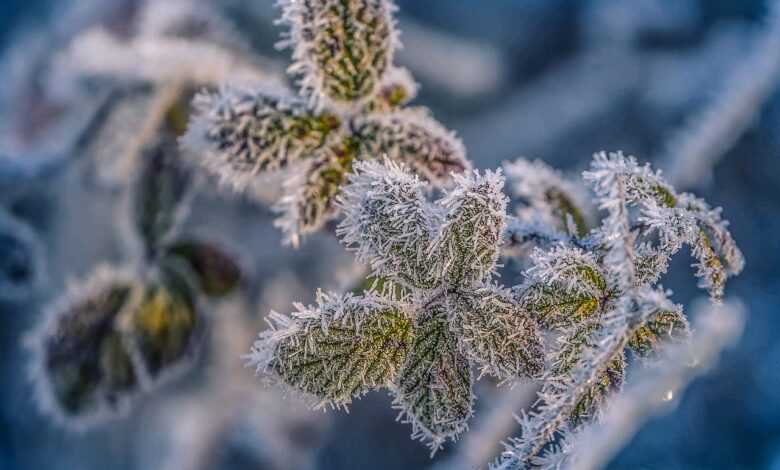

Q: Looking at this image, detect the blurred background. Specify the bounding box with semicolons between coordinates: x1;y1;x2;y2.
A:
0;0;779;469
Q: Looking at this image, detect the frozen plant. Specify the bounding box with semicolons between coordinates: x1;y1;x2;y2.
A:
248;159;544;453
565;298;746;470
247;151;744;460
27;112;242;429
492;152;743;469
182;0;470;245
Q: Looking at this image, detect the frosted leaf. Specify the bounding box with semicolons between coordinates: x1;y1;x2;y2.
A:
520;246;607;329
28;267;139;428
337;159;439;288
275;141;356;245
182;85;341;192
163;240;242;297
353;108;469;185
278;0;398;110
527;245;607;298
131;134;193;260
393;306;474;452
447;285;544;381
584;151;677;209
126;268;201;381
679;192;745;300
504;158;592;236
433;169;507;287
549;322;598;378
249;291;412;407
628;308;689;358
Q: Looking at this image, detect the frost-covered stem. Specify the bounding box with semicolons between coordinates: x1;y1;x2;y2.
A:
662;0;780;188
569;299;745;470
606;174;637;291
520;321;634;467
502;216;569;250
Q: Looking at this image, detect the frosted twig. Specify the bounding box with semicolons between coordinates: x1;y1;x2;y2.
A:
569;298;746;470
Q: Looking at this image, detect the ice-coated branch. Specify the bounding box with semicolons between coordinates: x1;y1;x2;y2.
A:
493;288;682;470
584;151;744;301
490;151;742;468
565;299;745;470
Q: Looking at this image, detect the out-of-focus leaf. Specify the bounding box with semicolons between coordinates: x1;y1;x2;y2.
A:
164;239;241;297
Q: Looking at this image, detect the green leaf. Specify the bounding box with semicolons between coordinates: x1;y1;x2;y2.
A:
272;294;413;407
393;307;474;448
127;278;200;379
544;187;589;237
521;284;601;329
434;170;506;287
353;109;469;186
41;280;137;417
282;0;396;107
165;240;242;297
628;309;689;358
132;135;192;260
278;139;357;241
448;287;544;381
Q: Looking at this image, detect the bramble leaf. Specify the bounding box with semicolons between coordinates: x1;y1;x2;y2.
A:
569;351;625;427
266;292;413;407
337;159;439;288
448;286;544;381
393;307;474;450
164;240;242;297
183;86;341;191
353;108;469;185
433;169;507;287
628;309;690;358
279;0;397;109
37;274;137;420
